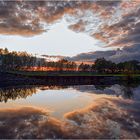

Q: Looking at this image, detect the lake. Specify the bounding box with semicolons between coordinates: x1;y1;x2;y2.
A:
0;83;140;139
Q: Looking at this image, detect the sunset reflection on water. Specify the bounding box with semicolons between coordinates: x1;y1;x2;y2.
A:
0;84;140;139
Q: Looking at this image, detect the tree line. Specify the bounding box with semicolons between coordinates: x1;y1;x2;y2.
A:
0;86;37;103
0;48;140;74
0;48;77;71
78;58;140;74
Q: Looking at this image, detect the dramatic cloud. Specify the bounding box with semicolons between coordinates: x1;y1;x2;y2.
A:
0;1;45;36
0;1;140;44
0;1;140;62
99;6;140;47
0;95;140;139
0;107;62;139
0;1;88;36
67;45;140;63
0;1;139;40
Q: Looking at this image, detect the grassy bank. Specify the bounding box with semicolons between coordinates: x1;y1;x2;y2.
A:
1;71;140;87
7;70;140;77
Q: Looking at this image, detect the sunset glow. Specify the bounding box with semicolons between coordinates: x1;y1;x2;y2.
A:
0;1;140;139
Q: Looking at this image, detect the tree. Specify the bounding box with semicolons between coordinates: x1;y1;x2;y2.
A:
78;63;91;71
94;58;117;73
94;58;108;73
117;60;140;74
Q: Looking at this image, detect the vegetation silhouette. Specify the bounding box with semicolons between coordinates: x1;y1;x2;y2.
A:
0;82;139;103
0;48;140;74
0;85;70;103
0;86;37;103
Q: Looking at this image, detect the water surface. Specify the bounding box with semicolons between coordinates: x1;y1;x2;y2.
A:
0;86;93;119
0;83;140;139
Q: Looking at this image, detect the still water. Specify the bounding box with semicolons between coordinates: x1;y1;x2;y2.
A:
0;84;140;139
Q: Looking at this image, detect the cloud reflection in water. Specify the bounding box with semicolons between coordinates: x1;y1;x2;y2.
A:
0;84;140;139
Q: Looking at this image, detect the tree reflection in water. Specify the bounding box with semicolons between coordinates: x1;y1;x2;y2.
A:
122;86;133;99
0;86;37;103
0;83;139;103
0;84;140;139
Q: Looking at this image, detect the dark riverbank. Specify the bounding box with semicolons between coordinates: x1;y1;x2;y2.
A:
0;72;140;88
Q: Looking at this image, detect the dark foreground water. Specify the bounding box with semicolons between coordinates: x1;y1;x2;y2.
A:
0;83;140;139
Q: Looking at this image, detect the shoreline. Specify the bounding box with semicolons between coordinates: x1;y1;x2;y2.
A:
0;72;140;88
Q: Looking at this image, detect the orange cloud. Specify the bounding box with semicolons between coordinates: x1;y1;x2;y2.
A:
69;20;86;32
0;0;140;50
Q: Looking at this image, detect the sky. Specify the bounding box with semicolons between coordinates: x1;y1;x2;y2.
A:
0;1;140;63
0;19;109;57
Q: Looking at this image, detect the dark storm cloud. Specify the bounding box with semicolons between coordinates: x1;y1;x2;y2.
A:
68;45;140;63
102;6;140;47
65;1;140;63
